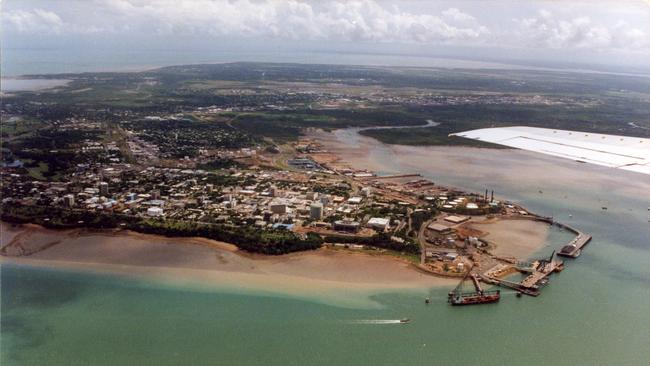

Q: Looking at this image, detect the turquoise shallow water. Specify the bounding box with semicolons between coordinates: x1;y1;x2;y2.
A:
2;254;649;366
3;132;650;365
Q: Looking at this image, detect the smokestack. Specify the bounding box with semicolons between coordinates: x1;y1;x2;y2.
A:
491;190;494;202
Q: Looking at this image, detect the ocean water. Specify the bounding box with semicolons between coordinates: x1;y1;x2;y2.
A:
3;127;650;365
3;255;648;366
1;79;70;92
0;47;531;78
6;46;643;78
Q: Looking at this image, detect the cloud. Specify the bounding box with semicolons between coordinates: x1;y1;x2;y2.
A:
1;1;648;55
442;8;476;23
2;0;489;44
2;8;64;34
514;10;649;51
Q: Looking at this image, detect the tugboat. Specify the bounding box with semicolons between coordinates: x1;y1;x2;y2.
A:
448;273;500;306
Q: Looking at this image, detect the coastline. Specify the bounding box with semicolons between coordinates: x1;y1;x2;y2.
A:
1;222;455;307
0;77;71;93
1;126;559;301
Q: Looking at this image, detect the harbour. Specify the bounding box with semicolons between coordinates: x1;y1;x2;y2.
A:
3;136;650;365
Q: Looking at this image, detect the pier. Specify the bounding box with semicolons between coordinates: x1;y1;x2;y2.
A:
479;251;564;297
527;216;592;258
556;222;592;258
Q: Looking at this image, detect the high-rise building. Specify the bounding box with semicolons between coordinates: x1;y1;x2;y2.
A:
310;202;323;220
99;182;109;196
63;194;75;208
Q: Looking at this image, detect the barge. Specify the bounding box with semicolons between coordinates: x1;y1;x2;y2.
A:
448;273;501;306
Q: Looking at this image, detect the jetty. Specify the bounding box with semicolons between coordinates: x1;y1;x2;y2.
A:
556;222;592;258
532;216;592;258
481;251;564;297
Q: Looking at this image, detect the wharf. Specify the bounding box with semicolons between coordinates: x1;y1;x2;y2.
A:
480;256;563;297
483;276;540;297
533;216;592;258
521;259;563;288
555;222;592;258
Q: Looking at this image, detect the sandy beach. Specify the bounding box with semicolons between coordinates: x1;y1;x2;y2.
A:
1;223;453;307
0;127;577;305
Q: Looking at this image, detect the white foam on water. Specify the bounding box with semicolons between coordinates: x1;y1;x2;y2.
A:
349;319;404;324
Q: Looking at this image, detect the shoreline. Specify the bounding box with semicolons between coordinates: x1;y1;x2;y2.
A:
1;222;455;307
1;127;557;301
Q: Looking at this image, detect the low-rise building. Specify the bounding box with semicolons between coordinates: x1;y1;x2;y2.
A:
334;220;360;232
147;206;164;217
444;215;470;224
367;217;390;231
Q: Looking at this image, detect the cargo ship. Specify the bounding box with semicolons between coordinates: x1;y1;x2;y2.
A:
448;273;501;306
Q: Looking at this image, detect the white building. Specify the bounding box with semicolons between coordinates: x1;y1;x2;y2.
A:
147;207;164;217
347;196;363;204
367;217;390;231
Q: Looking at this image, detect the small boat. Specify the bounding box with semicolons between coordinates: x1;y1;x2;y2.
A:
425;298;430;304
400;318;410;324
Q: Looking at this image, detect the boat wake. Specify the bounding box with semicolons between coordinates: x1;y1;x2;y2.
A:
349;320;405;325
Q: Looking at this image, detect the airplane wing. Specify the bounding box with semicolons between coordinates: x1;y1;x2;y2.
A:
450;126;650;175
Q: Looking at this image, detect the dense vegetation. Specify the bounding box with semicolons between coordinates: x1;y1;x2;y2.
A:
196;158;246;171
323;232;420;254
361;101;650;146
4;62;649;148
1;203;322;255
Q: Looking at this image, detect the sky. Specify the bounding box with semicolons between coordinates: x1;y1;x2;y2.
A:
2;0;650;72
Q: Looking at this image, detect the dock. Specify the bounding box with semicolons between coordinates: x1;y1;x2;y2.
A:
533;216;592;258
521;259;564;288
480;251;564;297
555;222;592;258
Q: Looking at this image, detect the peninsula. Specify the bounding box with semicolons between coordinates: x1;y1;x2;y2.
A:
0;63;608;301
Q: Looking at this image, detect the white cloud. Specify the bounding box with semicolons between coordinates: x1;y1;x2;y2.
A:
442;8;476;23
2;0;489;44
514;10;649;51
1;0;648;55
2;8;64;34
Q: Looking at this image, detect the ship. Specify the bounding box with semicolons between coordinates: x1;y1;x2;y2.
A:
448;273;501;306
